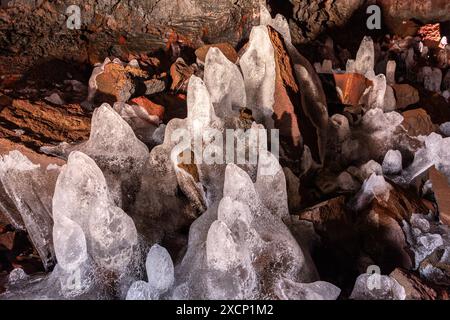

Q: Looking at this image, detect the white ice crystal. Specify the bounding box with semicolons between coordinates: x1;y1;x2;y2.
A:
53;151;138;274
275;278;341;300
439;122;450;137
126;244;175;300
240;25;276;127
259;4;292;43
146;244;175;293
204;47;246;118
382;150;403;175
0;151;58;270
386;60;396;85
79;103;149;206
400;133;450;184
355;36;375;76
350;274;406;300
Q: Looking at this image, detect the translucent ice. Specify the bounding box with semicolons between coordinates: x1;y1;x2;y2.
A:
440;122;450;137
79;103;149;207
240;25;276;126
382;150;403;175
402;214;444;268
259;4;292;43
204;47;246;118
367;74;386;109
275;278;341;300
355;37;375;76
350;274;406;300
126;244;174;300
53;151;138;273
146;244;175;293
0;151;59;270
386;60;396;85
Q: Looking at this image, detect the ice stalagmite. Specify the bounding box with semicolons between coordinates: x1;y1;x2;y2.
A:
259;4;292;43
350;274;406;300
0;151;59;270
126;244;175;300
204;47;246;119
53;152;138;274
79;103;149;208
240;26;276;127
355;36;375;77
173;151;339;300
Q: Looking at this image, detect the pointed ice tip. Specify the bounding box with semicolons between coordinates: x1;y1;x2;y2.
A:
223;163;254;198
257;149;281;178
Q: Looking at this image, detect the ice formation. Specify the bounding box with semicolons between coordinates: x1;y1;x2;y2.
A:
126;244;174;300
240;25;276;127
403;214;444;269
0;151;59;270
204;48;246;119
350;273;406;300
354;36;375;77
399;133;450;184
382;150;403;175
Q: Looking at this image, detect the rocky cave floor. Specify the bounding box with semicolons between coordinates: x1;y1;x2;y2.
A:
0;1;450;300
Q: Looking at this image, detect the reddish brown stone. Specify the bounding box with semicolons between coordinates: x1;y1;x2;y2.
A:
392;84;420;110
401;108;438;137
195;43;238;64
0;98;91;150
0;232;15;251
170;59;195;93
429;166;450;226
95;63;147;104
130;96;165;120
333;73;372;106
390;268;438;300
267;27;304;169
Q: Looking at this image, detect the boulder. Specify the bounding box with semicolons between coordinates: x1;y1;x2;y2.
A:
401;108;438;137
392;84;420;110
429;166;450;226
0;98;90;150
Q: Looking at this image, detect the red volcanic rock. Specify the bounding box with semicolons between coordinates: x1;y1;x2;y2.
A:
334;73;372;106
0;0;261;68
170;59;195;93
418;23;442;48
130;96;165;120
195;43;239;64
0;97;91;150
267;27;304;171
390;268;438;300
378;0;450;35
392;84;420;110
401;108;438;137
429;166;450;226
0;232;16;251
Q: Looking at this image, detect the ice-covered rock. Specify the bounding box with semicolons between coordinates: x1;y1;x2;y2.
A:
400;133;450;184
382;150;403;175
352;174;392;210
350;273;406;300
402;214;444;268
